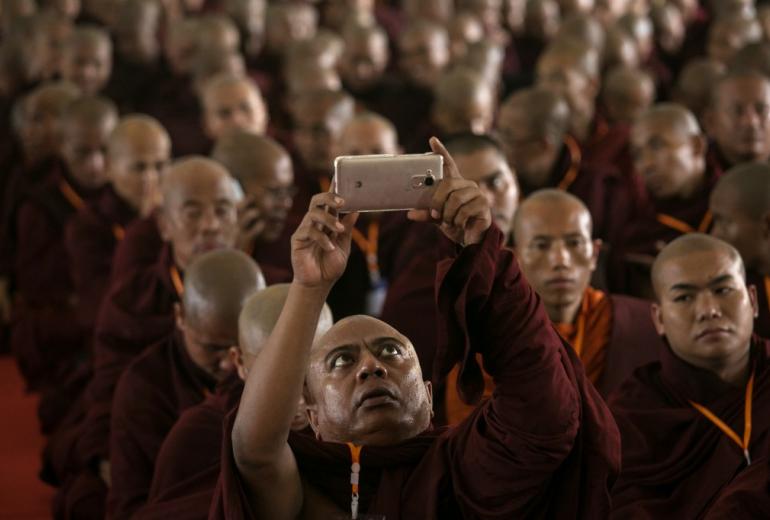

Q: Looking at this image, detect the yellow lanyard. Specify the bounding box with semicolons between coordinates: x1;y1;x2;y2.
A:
169;265;184;298
347;442;363;519
689;369;755;465
656;210;712;235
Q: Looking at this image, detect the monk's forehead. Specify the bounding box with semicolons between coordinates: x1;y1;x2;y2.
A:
311;316;411;358
516;196;591;236
656;247;742;289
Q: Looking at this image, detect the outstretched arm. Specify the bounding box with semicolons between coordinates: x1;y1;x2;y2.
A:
231;192;358;518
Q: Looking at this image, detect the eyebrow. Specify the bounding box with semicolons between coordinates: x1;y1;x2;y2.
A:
669;274;736;292
323;344;357;366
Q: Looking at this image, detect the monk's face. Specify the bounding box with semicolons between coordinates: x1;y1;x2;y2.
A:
496;105;558;186
177;306;236;381
306;316;433;446
515;199;599;314
114;7;161;64
265;5;316;53
159;168;240;270
454;147;518;237
292;105;348;171
708;77;770;164
631;117;704;199
20;92;67;162
448;15;484;61
339;32;389;91
440;85;495;135
537;55;596;120
339;120;399;156
398;28;449;88
61;41;112;95
710;186;769;272
108;133;171;214
652;249;758;370
61;118;115;190
708;19;760;65
203;82;267;140
242;152;295;242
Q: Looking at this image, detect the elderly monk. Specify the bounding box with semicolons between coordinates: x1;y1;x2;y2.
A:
200;74;268;143
211;130;295;277
612;103;717;298
711;163;770;339
108;250;264;519
138;284;333;519
705;70;770;176
446;189;662;423
59;25;113;96
60;157;241;519
496;86;639;243
66;115;170;335
210;137;619;519
609;234;770;518
11;96;117;395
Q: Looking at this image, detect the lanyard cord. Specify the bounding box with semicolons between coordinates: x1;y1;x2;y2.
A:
656;210;712;235
347;443;363;519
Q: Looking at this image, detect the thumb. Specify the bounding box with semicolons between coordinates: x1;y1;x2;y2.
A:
429;136;462;180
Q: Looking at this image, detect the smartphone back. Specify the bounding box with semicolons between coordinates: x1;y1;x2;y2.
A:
333;153;443;212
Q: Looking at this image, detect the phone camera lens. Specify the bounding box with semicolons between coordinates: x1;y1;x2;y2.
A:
424;175;435;186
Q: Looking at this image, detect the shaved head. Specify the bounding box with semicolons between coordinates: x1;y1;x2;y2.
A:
715;163;770;220
339;111;399;156
602;65;655;124
109;114;170;158
513;188;591;239
433;66;494;135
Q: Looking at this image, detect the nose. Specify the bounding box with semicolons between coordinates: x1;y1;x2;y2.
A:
200;206;223;232
547;240;570;268
695;291;722;321
740;106;761;129
356;351;387;382
218;352;234;374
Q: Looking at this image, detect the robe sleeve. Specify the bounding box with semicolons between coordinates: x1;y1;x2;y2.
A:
435;225;621;518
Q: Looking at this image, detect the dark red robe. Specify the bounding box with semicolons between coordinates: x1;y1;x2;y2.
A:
109;214;163;278
748;270;770;340
66;185;137;333
108;331;218;519
703;456;770;519
609;336;770;518
210;225;621;518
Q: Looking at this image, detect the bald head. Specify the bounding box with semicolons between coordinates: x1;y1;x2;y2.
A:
18;80;81;161
339;112;399;156
60;96;118;190
291;89;355;171
433;67;494;135
673;58;725;121
109;114;170;159
636;103;701;137
513;188;591;240
60;25;112;95
200;73;267;140
602;66;655;124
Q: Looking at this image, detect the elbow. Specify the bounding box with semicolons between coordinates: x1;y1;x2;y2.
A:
231;419;277;470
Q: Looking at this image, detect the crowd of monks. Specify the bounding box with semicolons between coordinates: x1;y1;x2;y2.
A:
1;0;770;518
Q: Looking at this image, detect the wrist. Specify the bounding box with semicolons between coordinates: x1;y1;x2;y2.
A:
290;279;333;299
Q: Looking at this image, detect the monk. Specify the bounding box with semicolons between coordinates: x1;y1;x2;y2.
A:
671;58;725;125
139;284;333;519
210;130;295;276
59;25;112;96
66;115;171;334
381;133;518;423
223;0;266;63
210;137;620;519
338;22;390;101
108;249;265;519
60;157;241;519
190;49;246;97
601;65;655;126
705;70;770;175
11;96;117;396
609;234;770;518
200;73;268;143
710;162;770;339
496;86;640;243
612;103;718;298
447;11;484;62
707;12;762;66
196;15;241;55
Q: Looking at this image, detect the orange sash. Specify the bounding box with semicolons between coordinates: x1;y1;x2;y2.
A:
58;179;85;211
656;210;712;235
557;135;582;191
169;265;184;297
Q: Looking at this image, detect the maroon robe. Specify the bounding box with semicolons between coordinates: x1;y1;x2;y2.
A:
210;225;620;518
110;214;164;278
703;456;770;519
748;270;770;340
66;185;137;332
108;331;218;519
609;336;770;518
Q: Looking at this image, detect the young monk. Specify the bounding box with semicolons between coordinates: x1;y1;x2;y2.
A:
338;22;390;100
609;234;770;518
210;137;620;518
11;96;117;396
66;115;170;334
211;130;295;276
710;163;770;339
200;73;268;143
108;249;265;519
61;157;242;518
705;70;770;175
59;25;112;96
139;284;333;518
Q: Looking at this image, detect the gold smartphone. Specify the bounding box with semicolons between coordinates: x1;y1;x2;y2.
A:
332;153;444;212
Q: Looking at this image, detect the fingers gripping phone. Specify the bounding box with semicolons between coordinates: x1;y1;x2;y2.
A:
332;153;444;212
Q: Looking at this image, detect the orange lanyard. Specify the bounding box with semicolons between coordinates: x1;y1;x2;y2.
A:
764;277;770;315
169;265;184;298
112;225;125;242
352;221;380;279
319;177;331;193
58;179;85;211
656;210;712;235
347;442;362;519
689;369;755;465
557;135;582;191
572;298;588;357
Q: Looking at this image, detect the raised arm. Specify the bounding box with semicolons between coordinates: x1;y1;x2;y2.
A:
231;192;358;519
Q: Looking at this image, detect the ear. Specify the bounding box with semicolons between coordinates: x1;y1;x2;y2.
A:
229;346;247;381
174;302;184;332
690;133;707;157
305;403;320;439
650;302;665;335
590;238;602;271
748;283;759;319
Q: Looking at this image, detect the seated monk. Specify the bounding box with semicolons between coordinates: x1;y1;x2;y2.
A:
66;114;171;336
447;189;662;423
58;157;242;520
11;96;117;397
139;284;333;519
705;70;770;175
210;137;620;519
710;162;770;338
108;249;265;519
612;103;718;298
609;234;770;518
496;86;640;242
671;58;725;126
59;25;113;96
337;22;391;112
211;130;295;277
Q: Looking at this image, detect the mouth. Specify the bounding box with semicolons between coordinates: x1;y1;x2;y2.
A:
196;241;225;253
545;277;576;289
356;387;398;409
696;327;732;340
